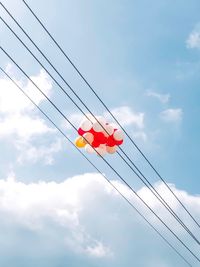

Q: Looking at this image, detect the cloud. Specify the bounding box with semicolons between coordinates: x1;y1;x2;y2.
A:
146;90;170;104
132;131;147;142
160;108;183;123
175;60;200;81
62;106;147;143
0;76;31;114
0;68;52;114
0;172;199;266
86;241;113;258
0;113;53;140
0;65;63;166
16;138;63;165
186;23;200;49
63;106;145;130
0;67;54;140
63;112;85;129
25;69;53;105
106;106;145;128
0;173;113;259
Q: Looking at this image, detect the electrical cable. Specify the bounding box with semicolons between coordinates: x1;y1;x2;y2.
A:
1;46;200;263
20;0;200;230
0;66;193;267
0;8;199;246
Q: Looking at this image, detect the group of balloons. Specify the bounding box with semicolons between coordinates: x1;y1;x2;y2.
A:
75;116;124;156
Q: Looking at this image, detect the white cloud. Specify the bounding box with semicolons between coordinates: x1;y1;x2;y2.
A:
0;67;54;140
25;69;52;105
186;24;200;49
0;65;63;166
132;131;147;142
0;77;31;114
16;138;63;165
146;90;170;104
106;106;145;128
0;173;113;258
0;68;52;114
0;113;53;139
86;241;113;258
63;106;145;130
63;112;85;129
0;172;199;266
160;108;183;123
62;106;147;144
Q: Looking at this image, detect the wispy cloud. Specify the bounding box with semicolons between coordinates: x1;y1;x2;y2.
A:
160;108;183;123
186;23;200;49
105;106;145;129
16;138;63;165
132;131;147;142
146;90;170;104
85;241;113;258
64;106;145;130
62;106;147;142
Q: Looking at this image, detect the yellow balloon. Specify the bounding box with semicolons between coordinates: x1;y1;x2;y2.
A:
75;136;86;148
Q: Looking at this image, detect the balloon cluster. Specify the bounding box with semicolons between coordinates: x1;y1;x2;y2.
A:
75;116;124;156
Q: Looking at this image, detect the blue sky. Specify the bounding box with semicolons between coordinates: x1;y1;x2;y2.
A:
0;0;200;266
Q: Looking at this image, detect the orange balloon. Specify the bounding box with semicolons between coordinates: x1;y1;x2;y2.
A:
106;145;117;154
75;136;86;148
83;132;94;144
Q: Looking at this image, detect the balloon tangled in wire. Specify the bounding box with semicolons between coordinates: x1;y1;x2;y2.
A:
75;116;124;156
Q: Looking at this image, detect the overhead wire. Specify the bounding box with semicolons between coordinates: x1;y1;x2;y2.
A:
0;4;199;247
20;0;200;230
1;46;200;264
0;9;199;252
0;66;193;267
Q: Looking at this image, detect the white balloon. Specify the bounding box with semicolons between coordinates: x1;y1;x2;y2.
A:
113;129;124;141
103;124;114;137
83;132;94;144
93;122;103;132
106;145;117;154
99;144;106;149
80;119;92;131
93;116;107;132
96;144;107;157
85;144;95;154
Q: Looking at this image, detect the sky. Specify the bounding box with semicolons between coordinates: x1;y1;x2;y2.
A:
0;0;200;266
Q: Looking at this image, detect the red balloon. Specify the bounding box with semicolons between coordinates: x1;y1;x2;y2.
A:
115;139;123;146
107;135;116;147
108;129;123;146
91;140;101;148
78;127;86;136
95;132;107;144
89;128;96;135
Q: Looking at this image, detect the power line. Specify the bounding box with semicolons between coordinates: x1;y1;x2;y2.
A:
21;0;200;230
0;6;199;246
0;9;199;249
1;46;200;264
0;66;193;267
